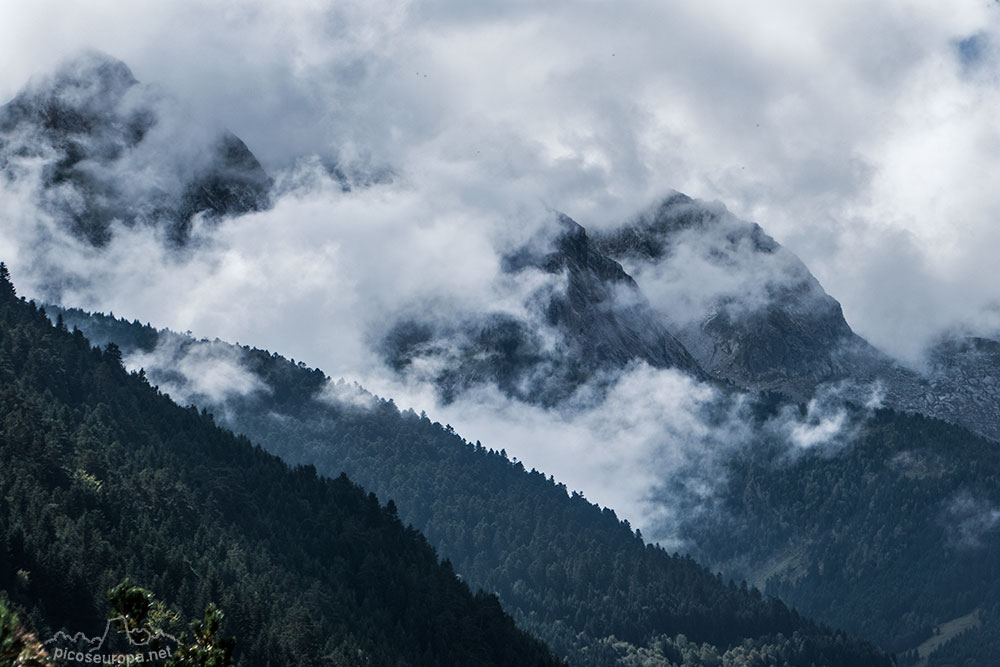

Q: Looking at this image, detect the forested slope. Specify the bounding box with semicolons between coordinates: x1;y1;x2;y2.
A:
684;402;1000;663
54;305;891;666
0;264;562;667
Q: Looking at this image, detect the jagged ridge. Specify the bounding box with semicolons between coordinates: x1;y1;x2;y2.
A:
0;50;271;247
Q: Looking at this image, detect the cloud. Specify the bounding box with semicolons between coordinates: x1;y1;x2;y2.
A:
125;335;267;407
407;362;748;546
2;155;562;389
1;0;997;542
320;378;377;411
786;406;847;450
606;197;828;328
764;380;883;452
4;1;1000;363
945;491;1000;549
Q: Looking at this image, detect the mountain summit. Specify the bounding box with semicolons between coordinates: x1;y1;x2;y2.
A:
591;194;1000;442
594;193;868;398
2;49;139;124
382;211;704;405
0;51;271;247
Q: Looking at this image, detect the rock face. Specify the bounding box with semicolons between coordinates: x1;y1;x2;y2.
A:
382;194;1000;442
875;334;1000;443
0;50;271;246
593;193;871;399
382;214;704;405
522;215;703;378
11;55;994;444
595;193;1000;442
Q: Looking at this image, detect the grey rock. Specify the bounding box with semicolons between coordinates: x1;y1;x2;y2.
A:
593;193;868;399
0;50;271;247
382;213;704;405
595;192;1000;442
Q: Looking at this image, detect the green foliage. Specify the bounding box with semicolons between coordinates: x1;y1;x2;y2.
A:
683;402;1000;661
922;604;1000;666
53;308;892;666
165;603;234;667
104;580;234;666
598;630;892;667
0;596;49;666
0;263;13;296
0;282;561;666
108;579;155;634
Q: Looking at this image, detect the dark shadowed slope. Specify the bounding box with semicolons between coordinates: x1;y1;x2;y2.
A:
0;265;561;667
681;400;1000;664
383;213;704;406
53;305;891;667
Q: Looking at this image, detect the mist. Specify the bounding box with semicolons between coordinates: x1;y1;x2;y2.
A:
4;1;1000;361
2;0;999;542
103;315;873;545
945;491;1000;550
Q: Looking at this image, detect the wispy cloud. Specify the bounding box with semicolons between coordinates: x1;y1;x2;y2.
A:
0;0;994;544
125;336;267;407
5;1;1000;362
945;491;1000;549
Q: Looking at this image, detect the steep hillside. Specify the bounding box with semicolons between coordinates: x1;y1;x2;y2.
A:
54;301;1000;663
0;264;561;667
53;304;892;667
383;213;704;406
594;193;1000;443
682;402;1000;662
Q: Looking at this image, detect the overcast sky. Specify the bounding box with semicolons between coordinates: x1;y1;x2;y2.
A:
5;0;999;539
4;0;1000;360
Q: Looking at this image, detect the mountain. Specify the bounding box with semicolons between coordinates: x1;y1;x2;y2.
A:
378;189;1000;449
7;51;997;666
0;51;271;247
51;293;1000;664
383;213;704;405
51;304;892;666
585;195;1000;662
881;333;1000;443
0;265;561;667
681;403;1000;664
594;192;1000;443
592;193;882;399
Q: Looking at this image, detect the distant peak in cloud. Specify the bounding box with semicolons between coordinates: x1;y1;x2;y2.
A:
0;51;272;257
5;49;138;119
51;48;137;88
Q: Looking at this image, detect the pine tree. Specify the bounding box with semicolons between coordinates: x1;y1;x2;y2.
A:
0;262;14;296
166;604;234;667
0;598;49;666
107;581;234;666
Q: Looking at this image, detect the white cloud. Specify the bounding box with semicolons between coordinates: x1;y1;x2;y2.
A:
126;336;267;406
369;361;750;546
4;0;999;362
768;380;882;452
946;491;1000;549
1;0;998;537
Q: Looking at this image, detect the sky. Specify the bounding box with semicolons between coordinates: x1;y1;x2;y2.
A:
2;1;1000;359
2;0;1000;537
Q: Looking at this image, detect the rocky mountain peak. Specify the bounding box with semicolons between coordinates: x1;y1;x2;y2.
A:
2;51;139;134
593;194;864;397
0;52;271;249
